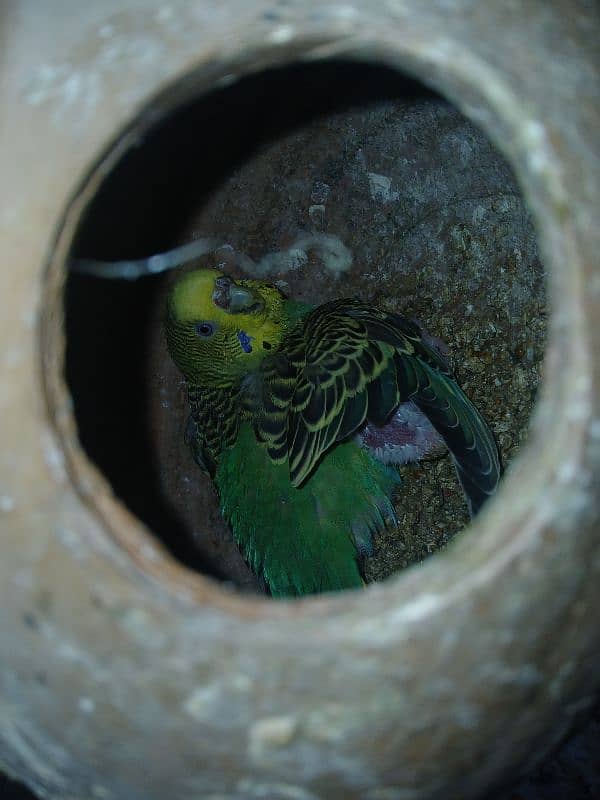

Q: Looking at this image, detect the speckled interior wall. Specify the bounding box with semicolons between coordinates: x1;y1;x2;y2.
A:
68;62;545;591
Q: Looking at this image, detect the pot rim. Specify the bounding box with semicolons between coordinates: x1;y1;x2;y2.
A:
41;32;589;625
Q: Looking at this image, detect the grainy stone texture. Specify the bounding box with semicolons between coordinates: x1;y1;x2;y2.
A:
0;2;599;800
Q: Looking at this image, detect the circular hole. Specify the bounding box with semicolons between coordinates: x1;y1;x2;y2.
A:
63;59;545;597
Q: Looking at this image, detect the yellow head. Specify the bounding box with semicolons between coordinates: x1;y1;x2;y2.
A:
165;269;286;387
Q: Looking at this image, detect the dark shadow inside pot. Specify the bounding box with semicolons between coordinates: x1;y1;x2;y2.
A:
65;60;545;594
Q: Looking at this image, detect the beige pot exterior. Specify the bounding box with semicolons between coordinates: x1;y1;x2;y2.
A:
1;2;598;799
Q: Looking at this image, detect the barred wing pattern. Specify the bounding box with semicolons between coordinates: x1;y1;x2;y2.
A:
251;298;500;512
187;384;240;474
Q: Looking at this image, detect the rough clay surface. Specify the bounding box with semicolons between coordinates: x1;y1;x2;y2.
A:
1;2;599;800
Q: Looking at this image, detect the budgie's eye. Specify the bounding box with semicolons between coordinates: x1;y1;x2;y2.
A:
194;321;216;338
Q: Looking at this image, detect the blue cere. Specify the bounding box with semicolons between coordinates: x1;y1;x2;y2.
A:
238;330;253;353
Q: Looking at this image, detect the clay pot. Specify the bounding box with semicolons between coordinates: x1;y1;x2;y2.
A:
1;2;598;799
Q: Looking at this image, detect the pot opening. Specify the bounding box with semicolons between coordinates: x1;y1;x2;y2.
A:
63;59;546;597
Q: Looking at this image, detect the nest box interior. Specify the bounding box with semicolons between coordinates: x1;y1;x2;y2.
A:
65;60;545;595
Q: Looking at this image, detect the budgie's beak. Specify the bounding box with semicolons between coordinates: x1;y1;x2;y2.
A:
212;275;264;314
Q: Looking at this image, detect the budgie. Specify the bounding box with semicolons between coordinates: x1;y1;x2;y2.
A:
165;269;500;597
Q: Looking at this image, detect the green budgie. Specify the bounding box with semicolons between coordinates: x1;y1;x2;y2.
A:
165;269;500;597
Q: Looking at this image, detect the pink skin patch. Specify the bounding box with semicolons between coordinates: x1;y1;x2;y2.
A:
357;400;446;465
357;318;451;465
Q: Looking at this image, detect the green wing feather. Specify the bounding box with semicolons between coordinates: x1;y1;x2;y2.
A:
349;303;500;513
402;362;500;515
254;300;397;486
252;298;500;513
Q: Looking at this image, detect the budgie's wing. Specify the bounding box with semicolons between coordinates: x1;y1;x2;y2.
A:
346;303;501;514
253;299;432;485
253;298;500;513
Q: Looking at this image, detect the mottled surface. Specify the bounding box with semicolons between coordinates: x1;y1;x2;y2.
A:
3;703;599;799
